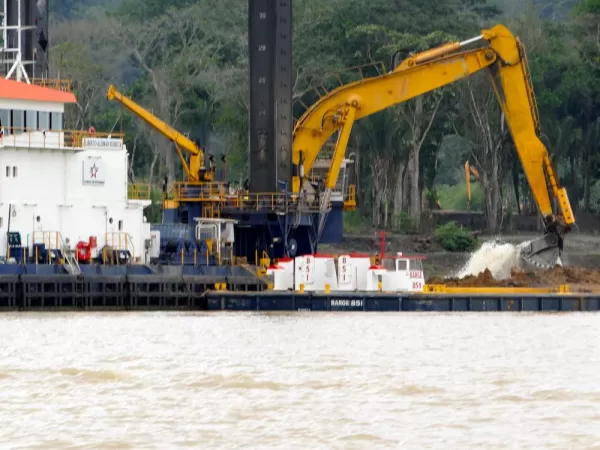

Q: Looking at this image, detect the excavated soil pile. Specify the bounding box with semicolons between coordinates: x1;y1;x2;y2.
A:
426;267;600;293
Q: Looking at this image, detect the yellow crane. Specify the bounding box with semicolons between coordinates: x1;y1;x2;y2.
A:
292;24;573;269
106;85;215;182
465;161;481;210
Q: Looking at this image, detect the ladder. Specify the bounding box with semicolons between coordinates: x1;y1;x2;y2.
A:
62;243;81;275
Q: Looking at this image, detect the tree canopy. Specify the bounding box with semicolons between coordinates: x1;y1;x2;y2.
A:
49;0;600;230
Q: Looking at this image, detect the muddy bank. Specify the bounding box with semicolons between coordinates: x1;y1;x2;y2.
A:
427;267;600;293
323;232;600;279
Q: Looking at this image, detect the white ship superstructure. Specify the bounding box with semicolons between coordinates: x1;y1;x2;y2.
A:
0;77;152;263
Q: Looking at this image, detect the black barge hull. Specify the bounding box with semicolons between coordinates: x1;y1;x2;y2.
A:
0;275;598;312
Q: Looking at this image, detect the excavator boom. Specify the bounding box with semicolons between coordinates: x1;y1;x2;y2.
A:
106;85;213;182
292;24;574;269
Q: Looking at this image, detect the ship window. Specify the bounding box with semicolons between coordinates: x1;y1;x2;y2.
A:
51;112;63;130
0;110;9;132
0;217;3;227
411;260;423;271
38;111;49;130
396;259;407;271
118;220;123;231
5;166;9;177
11;110;24;132
12;166;17;177
26;110;37;130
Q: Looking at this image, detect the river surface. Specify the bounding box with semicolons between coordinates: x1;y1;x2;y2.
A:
1;312;600;449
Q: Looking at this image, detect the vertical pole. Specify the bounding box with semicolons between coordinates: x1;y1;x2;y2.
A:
2;0;7;60
273;0;292;189
16;0;20;81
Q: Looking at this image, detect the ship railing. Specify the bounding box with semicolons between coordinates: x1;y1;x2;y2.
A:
221;191;329;213
31;78;72;92
128;183;151;200
31;231;80;272
32;231;62;256
223;192;290;212
0;126;124;150
169;181;227;202
167;183;332;213
105;232;135;261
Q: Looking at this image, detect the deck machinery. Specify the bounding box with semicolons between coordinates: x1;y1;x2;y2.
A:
109;8;574;271
0;0;575;303
108;0;356;267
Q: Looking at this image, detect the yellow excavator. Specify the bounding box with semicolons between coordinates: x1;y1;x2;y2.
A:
106;85;215;182
465;161;481;210
292;24;574;269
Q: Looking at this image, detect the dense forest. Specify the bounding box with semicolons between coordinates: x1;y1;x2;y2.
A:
48;0;600;231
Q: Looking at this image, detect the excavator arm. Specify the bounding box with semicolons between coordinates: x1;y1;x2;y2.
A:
292;44;497;191
106;85;214;182
292;24;574;269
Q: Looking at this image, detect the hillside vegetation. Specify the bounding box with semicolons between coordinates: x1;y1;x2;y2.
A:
48;0;600;230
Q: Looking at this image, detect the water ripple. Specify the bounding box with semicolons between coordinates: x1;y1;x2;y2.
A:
0;312;599;449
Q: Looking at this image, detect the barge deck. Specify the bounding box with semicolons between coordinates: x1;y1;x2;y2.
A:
0;273;598;312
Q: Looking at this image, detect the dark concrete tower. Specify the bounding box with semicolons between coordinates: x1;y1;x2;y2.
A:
33;0;49;78
0;0;49;79
248;0;293;192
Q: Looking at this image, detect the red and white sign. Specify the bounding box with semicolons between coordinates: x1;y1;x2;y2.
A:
82;158;106;185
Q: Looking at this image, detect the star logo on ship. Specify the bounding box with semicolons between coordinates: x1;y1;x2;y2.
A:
90;163;99;178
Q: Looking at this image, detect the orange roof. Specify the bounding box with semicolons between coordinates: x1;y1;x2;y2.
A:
0;78;76;103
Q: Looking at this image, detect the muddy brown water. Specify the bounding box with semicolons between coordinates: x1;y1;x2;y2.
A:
1;312;600;449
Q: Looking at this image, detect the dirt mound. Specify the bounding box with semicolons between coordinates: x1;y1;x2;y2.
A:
426;266;600;293
427;268;530;288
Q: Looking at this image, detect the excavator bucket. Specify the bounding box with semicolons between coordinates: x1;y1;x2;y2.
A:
518;234;561;269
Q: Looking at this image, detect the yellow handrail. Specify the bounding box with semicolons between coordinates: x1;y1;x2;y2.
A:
30;78;72;92
0;126;124;150
31;230;64;263
105;232;135;258
344;184;356;210
128;183;151;200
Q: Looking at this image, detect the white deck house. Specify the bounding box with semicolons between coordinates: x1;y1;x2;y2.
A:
0;77;152;262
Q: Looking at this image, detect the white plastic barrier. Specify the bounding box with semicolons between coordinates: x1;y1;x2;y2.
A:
267;257;295;291
337;254;372;291
365;265;388;291
294;254;338;291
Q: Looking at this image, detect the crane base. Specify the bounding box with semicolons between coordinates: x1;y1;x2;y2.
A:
519;234;561;269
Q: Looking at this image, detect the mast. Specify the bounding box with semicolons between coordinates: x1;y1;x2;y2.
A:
0;0;48;82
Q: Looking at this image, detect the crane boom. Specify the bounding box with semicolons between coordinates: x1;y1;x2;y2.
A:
106;85;214;182
292;24;574;268
465;161;481;210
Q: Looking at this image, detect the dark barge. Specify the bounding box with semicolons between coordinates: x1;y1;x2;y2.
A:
0;265;598;312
